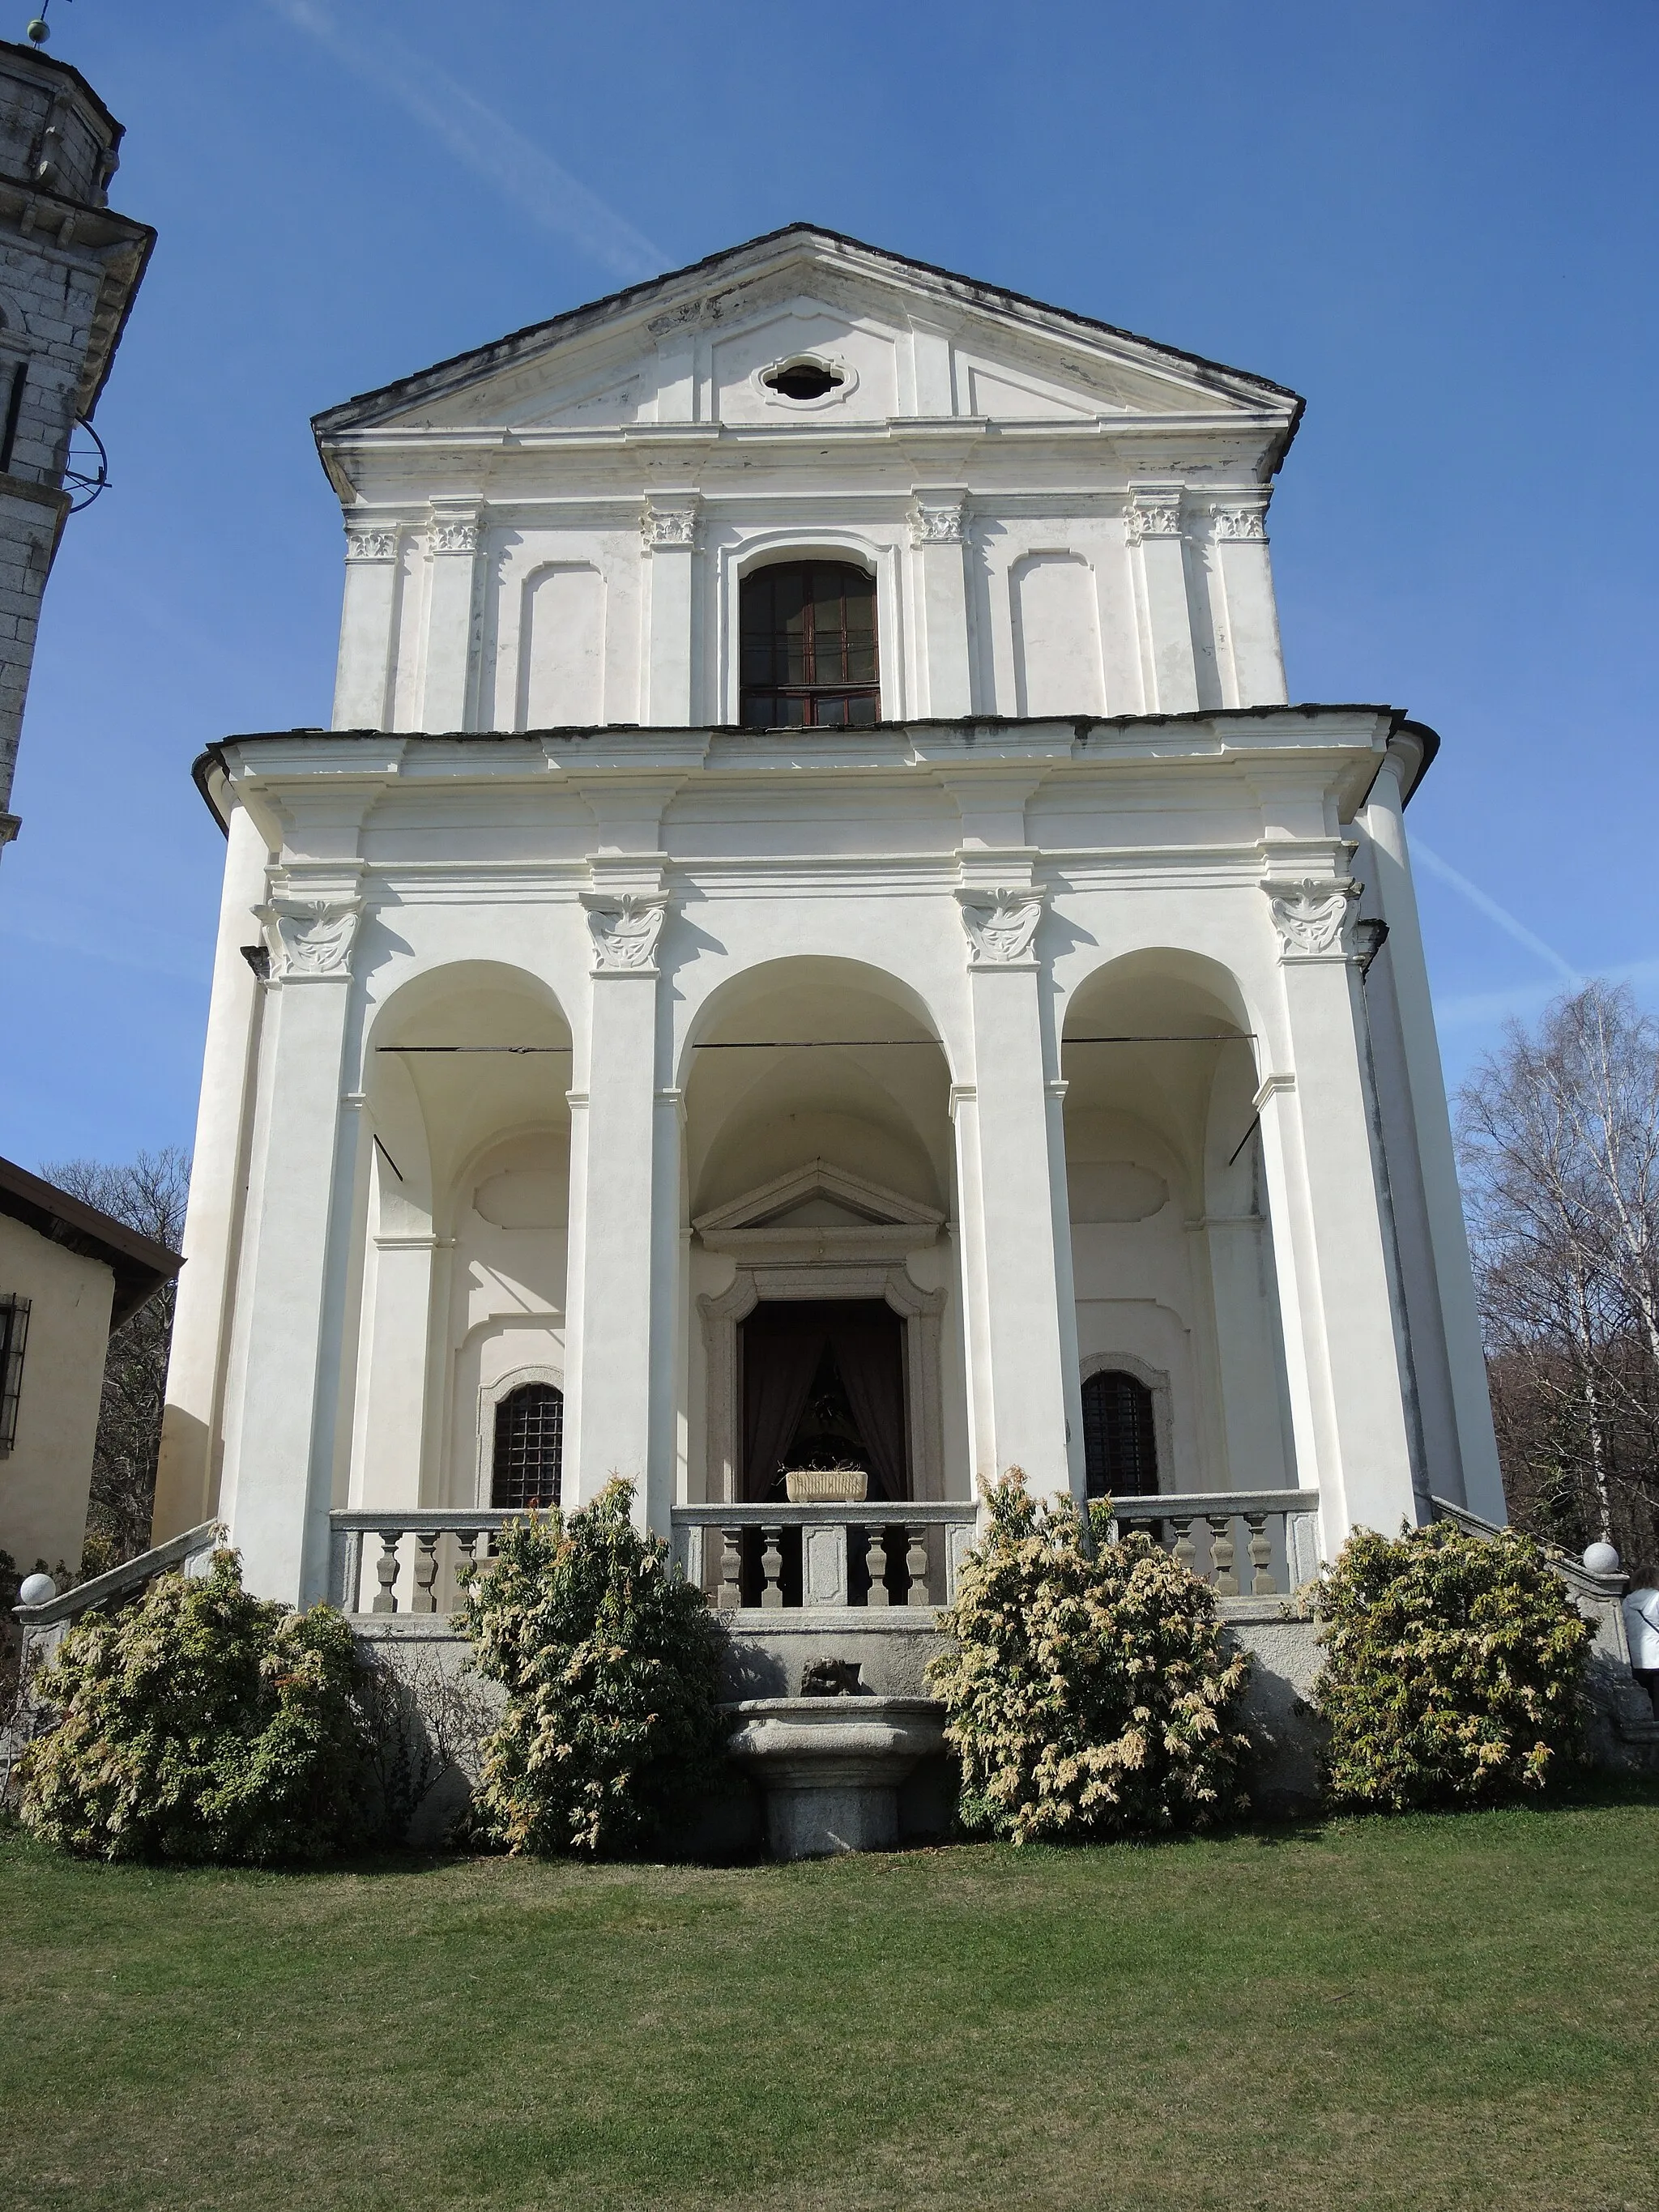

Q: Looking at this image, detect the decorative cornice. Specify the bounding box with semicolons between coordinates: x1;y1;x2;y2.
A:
429;518;478;556
581;889;668;972
641;497;700;552
1213;506;1269;543
1125;493;1184;543
344;527;398;563
956;884;1045;967
1262;876;1358;960
257;896;363;981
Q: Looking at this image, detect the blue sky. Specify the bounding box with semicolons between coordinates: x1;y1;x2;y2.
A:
1;0;1655;1167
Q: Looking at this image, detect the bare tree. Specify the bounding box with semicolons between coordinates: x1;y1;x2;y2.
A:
38;1149;190;1575
1458;983;1659;1569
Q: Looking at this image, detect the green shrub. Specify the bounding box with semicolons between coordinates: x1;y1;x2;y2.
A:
16;1552;373;1863
455;1479;727;1857
927;1473;1251;1844
1313;1519;1590;1811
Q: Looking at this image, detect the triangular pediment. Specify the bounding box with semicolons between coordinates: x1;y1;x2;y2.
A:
693;1158;944;1242
314;224;1299;442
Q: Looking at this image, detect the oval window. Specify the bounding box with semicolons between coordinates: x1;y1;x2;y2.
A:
761;356;844;403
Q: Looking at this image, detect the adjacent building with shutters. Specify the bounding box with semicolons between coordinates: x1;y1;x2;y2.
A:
0;37;152;858
155;226;1504;1616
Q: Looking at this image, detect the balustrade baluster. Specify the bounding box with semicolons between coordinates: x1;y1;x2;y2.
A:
1245;1513;1275;1594
454;1528;480;1590
905;1525;930;1607
1209;1515;1238;1596
373;1530;403;1613
718;1527;743;1609
1169;1515;1196;1578
760;1525;784;1609
866;1525;892;1607
412;1532;440;1613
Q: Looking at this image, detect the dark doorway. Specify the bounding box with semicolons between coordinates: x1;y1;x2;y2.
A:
740;1298;908;1502
739;560;880;729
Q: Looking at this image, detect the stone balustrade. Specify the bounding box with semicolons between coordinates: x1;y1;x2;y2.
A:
326;1510;522;1615
672;1502;979;1612
1107;1489;1321;1596
325;1490;1319;1617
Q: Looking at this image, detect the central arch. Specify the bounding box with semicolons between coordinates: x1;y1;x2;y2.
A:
680;957;961;1511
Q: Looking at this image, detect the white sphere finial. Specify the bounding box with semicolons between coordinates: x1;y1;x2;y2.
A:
25;18;49;44
1583;1540;1622;1576
18;1571;57;1605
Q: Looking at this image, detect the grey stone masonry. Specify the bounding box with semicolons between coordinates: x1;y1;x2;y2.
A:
0;38;151;853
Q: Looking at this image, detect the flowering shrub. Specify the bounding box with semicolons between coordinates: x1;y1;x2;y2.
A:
927;1473;1251;1843
16;1552;373;1863
1314;1519;1589;1811
455;1479;727;1857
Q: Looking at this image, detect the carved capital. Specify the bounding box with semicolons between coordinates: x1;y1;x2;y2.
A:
1262;877;1358;960
582;890;669;972
909;498;967;547
258;897;363;980
1125;494;1184;543
1213;506;1269;543
641;498;699;552
429;518;478;556
956;884;1044;967
344;527;398;563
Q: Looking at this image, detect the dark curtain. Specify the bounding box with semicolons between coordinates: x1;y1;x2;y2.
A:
740;1304;824;1502
825;1305;907;1502
740;1299;910;1501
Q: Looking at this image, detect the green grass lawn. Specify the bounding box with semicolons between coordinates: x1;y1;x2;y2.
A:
2;1800;1657;2212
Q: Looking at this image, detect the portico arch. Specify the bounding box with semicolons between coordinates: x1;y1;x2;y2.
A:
1060;948;1296;1495
351;961;574;1513
680;957;962;1503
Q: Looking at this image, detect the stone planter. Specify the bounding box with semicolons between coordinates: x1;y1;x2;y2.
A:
783;1468;868;1504
725;1694;945;1857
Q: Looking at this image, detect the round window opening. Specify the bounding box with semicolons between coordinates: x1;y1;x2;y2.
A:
762;356;845;403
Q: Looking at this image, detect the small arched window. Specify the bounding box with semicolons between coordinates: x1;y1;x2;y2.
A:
1081;1369;1158;1499
740;560;879;730
491;1383;563;1511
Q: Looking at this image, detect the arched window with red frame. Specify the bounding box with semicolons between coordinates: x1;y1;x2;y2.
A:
740;560;880;729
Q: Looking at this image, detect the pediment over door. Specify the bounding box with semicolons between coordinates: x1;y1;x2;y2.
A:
693;1158;944;1263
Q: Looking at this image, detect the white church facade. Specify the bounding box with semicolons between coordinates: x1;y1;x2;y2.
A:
153;225;1504;1618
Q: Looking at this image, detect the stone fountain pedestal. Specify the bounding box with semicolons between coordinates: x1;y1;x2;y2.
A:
726;1696;946;1858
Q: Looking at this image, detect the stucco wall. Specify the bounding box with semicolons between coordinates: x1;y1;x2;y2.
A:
0;1210;110;1571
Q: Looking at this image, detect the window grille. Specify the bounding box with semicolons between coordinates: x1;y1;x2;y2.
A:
491;1382;563;1511
0;1294;29;1456
740;560;880;729
1081;1368;1158;1498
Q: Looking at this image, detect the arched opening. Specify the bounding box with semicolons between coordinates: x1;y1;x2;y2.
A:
739;559;879;729
682;959;962;1555
1061;950;1294;1499
353;961;574;1515
490;1382;564;1509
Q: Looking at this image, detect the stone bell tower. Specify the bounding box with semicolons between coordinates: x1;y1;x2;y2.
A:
0;31;151;858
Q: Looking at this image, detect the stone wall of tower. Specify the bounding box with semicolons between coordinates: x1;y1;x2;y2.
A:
0;38;151;855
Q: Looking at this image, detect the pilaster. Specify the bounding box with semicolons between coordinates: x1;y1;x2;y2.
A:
949;855;1077;1502
333;523;400;730
642;494;699;725
1361;740;1505;1519
1210;501;1287;708
908;493;973;718
1256;862;1419;1544
1127;487;1199;713
152;799;271;1540
420;503;483;732
220;878;367;1604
